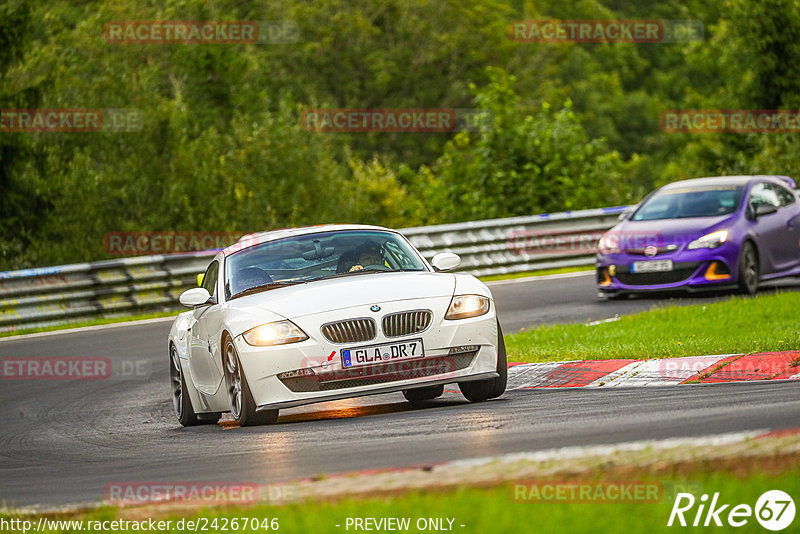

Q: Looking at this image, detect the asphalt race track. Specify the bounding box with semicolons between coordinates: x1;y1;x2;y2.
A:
1;273;799;508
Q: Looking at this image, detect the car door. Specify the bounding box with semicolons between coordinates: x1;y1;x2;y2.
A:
771;182;800;270
748;182;800;273
188;259;226;395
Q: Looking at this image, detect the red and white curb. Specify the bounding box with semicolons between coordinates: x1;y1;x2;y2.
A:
506;351;800;390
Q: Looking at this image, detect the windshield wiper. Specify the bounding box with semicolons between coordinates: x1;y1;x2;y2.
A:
229;280;307;300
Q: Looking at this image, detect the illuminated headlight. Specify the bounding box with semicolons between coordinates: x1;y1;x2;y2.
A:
445;295;490;320
597;234;621;255
687;230;728;250
242;320;308;346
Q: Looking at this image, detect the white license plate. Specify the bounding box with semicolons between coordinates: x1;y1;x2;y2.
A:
341;339;424;368
631;260;673;273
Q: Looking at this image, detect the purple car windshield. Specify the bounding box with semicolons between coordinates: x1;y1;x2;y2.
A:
632;185;746;221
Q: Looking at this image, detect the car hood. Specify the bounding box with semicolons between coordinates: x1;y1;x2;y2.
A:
227;271;457;319
612;215;734;248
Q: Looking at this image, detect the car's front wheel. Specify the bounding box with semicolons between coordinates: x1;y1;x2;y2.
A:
458;320;508;402
223;337;279;427
737;241;759;295
170;345;220;427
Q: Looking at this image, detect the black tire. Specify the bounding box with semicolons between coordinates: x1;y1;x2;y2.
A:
737;241;759;295
170;345;219;426
458;320;508;402
223;337;279;427
403;385;444;406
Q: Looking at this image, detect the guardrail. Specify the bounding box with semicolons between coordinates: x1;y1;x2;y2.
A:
0;206;630;333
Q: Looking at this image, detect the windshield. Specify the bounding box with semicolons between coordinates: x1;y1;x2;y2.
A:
224;230;428;299
631;185;746;221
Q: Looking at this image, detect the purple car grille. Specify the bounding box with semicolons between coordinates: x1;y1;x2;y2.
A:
615;264;701;285
624;245;680;256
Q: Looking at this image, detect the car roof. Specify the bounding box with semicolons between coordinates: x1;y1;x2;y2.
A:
661;175;796;190
221;224;396;257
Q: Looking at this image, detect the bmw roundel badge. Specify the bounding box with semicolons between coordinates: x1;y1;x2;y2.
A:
370;305;381;312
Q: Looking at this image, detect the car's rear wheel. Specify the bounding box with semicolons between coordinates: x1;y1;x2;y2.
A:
403;385;444;406
458;320;508;402
170;345;220;426
223;337;279;427
737;241;759;295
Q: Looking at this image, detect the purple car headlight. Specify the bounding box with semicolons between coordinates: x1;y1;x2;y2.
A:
687;230;728;250
597;234;621;255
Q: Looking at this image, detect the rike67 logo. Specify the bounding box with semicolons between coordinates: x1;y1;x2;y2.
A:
668;490;795;531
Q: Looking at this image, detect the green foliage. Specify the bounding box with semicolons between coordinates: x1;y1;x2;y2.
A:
3;0;800;269
345;155;427;229
426;68;634;221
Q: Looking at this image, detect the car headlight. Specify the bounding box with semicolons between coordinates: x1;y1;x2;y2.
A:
687;230;728;250
242;320;308;346
597;234;621;255
445;294;490;320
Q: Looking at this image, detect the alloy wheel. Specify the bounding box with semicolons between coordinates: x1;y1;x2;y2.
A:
225;341;243;420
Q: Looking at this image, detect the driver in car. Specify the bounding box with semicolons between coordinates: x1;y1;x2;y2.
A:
348;244;383;272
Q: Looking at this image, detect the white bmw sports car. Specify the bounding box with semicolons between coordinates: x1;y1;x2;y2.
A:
168;225;506;426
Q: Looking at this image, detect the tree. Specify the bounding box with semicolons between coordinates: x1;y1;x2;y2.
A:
423;68;635;222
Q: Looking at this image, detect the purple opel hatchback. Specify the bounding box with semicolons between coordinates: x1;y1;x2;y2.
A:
596;176;800;297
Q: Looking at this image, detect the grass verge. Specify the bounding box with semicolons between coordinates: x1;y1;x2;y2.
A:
4;450;798;534
505;291;800;362
479;266;591;282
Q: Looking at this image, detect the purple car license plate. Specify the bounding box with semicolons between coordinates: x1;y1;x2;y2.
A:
341;339;424;368
631;260;673;273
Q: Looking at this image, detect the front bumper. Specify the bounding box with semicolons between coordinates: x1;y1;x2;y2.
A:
596;245;739;293
233;299;498;411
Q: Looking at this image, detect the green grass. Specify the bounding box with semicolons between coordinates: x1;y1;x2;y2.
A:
480;266;592;282
505;291;800;362
4;465;798;534
0;311;178;338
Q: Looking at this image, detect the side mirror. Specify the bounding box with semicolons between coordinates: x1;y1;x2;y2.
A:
431;252;461;272
196;273;205;287
179;287;213;307
754;203;778;217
